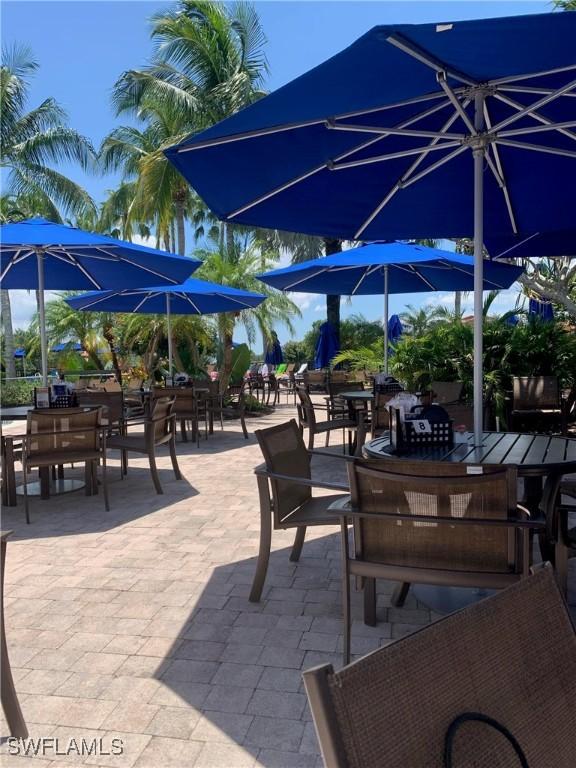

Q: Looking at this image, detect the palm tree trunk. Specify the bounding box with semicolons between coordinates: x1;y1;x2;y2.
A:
173;346;185;373
324;238;342;347
1;290;16;378
102;322;122;383
219;320;234;393
170;220;176;253
225;223;235;258
174;192;186;256
455;291;462;316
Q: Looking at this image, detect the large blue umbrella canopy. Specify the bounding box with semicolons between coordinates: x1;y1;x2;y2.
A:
0;218;199;382
166;11;575;444
314;322;340;369
66;278;266;375
486;229;576;260
258;241;523;371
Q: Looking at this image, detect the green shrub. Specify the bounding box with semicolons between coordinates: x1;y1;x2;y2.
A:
1;379;35;407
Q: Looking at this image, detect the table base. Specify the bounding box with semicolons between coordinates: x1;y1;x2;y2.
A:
413;584;496;614
16;479;86;497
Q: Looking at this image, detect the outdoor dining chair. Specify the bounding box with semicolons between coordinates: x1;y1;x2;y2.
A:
152;386;205;446
225;381;249;439
296;386;358;452
511;375;568;434
76;389;125;432
335;458;543;663
107;396;181;495
250;419;350;602
22;407;108;523
540;473;576;597
1;532;28;739
303;564;576;768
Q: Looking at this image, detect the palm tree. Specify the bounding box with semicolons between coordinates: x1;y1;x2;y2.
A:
195;235;300;389
400;304;442;336
1;45;96;220
107;1;269;254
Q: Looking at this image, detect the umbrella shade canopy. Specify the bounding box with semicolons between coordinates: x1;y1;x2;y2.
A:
486;229;576;260
65;278;266;314
0;218;198;290
257;242;524;295
51;342;83;352
265;338;284;365
166;12;576;242
314;322;340;369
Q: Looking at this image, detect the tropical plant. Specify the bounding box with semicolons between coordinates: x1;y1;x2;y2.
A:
400;304;443;336
107;0;269;253
194;235;300;389
1;45;96;221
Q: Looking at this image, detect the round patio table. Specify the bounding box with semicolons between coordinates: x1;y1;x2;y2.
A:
362;430;576;612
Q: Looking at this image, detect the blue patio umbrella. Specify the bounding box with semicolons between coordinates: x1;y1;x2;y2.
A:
265;335;283;366
66;278;266;375
258;241;523;372
0;218;199;383
314;322;340;369
52;342;83;353
165;10;575;445
486;229;576;260
387;314;403;355
528;297;554;322
13;347;26;358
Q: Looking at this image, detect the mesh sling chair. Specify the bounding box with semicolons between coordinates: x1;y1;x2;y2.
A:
1;532;27;738
152;386;205;446
107;396;181;494
303;564;576;768
540;473;576;598
250;419;350;602
296;385;358;453
511;376;568;435
336;458;543;664
225;381;249;439
22;407;108;523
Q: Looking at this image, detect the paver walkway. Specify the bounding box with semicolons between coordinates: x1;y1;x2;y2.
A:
1;402;574;767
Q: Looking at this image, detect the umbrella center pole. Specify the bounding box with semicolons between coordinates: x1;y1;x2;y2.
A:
383;266;389;375
166;294;173;378
36;248;48;386
472;92;485;447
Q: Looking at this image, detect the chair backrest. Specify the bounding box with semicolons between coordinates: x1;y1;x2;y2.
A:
296;385;317;430
285;363;296;374
303;565;576;768
76;390;124;425
513;375;560;410
255;419;311;523
327;381;363;403
100;379;122;392
152;386;195;418
329;370;349;384
430;380;463;404
348;458;521;574
148;396;175;444
26;407;101;458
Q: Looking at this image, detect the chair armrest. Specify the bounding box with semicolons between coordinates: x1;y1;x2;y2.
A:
254;463;348;492
308;449;355;462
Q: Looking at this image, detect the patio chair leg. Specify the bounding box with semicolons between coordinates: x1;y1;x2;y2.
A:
180;419;188;443
249;477;272;602
343;571;351;666
23;468;30;525
1;539;28;738
148;451;163;495
325;431;330;447
240;414;248;440
290;526;306;562
391;581;411;608
363;577;377;626
100;457;110;512
307;431;315;451
169;437;182;481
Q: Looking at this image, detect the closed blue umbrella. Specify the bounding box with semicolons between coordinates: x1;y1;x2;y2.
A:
0;218;199;383
387;314;403;355
52;342;83;353
265;336;283;366
14;347;26;358
258;241;523;371
165;10;575;444
66;278;266;375
528;298;554;322
314;322;340;369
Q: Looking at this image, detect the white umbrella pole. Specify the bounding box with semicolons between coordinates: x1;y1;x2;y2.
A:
166;294;173;376
36;249;48;386
473;93;485;446
383;265;389;374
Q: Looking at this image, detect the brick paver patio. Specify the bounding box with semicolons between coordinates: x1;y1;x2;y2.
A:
1;401;574;767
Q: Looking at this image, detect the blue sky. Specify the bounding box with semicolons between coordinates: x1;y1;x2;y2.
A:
3;0;545;340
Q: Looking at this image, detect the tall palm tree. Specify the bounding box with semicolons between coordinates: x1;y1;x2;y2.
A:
107;1;269;255
195;235;300;389
1;45;96;220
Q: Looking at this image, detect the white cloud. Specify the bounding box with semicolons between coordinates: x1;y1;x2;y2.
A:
8;289;60;330
313;304;324;312
288;291;317;310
